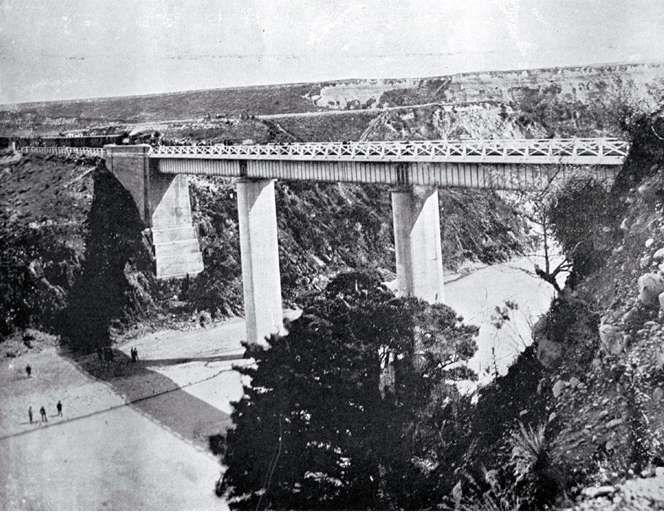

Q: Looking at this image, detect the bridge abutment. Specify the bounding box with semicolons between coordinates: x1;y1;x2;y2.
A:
391;186;445;303
104;144;203;279
236;178;284;345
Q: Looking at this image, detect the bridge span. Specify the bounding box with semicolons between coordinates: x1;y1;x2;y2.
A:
23;138;629;345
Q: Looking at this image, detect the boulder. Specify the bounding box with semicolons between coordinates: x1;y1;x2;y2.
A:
599;324;624;355
641;256;652;269
654;248;664;261
552;380;566;398
622;306;639;325
583;486;615;499
638;179;662;204
536;337;562;368
639;273;664;305
646;238;655;249
653;387;664;402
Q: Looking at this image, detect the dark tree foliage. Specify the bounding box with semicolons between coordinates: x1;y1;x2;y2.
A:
547;178;622;287
614;114;664;193
219;270;478;510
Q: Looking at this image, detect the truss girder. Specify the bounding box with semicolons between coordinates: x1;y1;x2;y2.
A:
148;138;628;166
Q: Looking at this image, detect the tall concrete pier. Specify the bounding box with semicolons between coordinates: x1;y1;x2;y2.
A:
391;186;445;303
104;145;203;279
236;178;284;345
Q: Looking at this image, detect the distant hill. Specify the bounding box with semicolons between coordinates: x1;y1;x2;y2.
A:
2;62;663;140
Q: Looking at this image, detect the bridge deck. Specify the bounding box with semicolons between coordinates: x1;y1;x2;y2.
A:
22;138;628;192
150;138;628;166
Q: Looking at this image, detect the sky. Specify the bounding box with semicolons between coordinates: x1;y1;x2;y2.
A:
1;0;664;105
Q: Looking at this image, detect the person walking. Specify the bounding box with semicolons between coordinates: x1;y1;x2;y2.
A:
28;406;33;424
25;365;31;378
56;401;62;417
40;406;47;422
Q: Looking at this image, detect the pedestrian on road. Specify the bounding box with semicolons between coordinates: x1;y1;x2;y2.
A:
130;347;136;362
134;348;139;361
28;406;33;424
56;401;62;416
40;406;47;422
25;365;31;378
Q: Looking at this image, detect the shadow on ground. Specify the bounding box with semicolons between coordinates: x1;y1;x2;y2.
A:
65;348;236;451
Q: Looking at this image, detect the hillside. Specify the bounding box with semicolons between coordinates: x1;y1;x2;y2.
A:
2;62;663;140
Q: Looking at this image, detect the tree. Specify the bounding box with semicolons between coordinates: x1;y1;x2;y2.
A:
218;270;478;510
508;166;618;293
546;177;622;287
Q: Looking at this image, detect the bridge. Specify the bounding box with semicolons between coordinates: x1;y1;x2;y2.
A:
23;138;629;345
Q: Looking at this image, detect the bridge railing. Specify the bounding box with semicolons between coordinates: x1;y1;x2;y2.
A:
19;138;630;166
21;146;105;158
150;138;629;165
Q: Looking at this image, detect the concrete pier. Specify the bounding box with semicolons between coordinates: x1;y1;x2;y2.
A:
104;144;203;279
147;170;203;279
236;178;284;345
391;186;445;303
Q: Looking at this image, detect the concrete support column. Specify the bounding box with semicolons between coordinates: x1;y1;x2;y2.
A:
104;144;203;279
391;186;445;303
237;178;283;345
104;144;151;222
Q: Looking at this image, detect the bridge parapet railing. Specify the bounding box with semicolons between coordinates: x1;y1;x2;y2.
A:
150;138;629;165
21;146;106;158
18;138;630;166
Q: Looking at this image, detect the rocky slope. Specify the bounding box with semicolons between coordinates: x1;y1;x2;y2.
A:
452;114;664;509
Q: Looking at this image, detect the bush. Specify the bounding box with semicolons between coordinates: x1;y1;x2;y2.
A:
218;270;478;510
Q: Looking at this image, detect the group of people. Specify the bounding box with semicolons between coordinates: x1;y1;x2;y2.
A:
28;401;62;423
95;346;139;363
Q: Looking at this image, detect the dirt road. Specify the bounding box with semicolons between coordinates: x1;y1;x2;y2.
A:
0;318;253;510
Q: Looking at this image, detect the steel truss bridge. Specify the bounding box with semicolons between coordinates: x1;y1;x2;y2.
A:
22;138;628;164
22;138;629;191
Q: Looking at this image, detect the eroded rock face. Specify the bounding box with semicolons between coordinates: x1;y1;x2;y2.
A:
638;273;664;305
599;324;625;355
